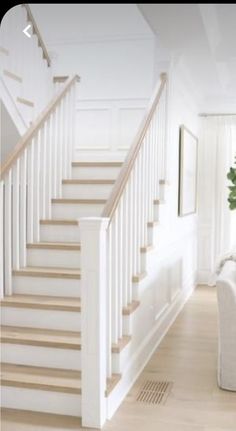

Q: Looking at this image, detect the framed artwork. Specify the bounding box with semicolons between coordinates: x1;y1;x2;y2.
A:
178;125;198;216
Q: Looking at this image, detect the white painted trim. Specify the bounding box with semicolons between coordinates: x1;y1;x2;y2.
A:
47;34;154;47
76;146;110;151
76;97;149;103
80;217;110;429
106;281;195;418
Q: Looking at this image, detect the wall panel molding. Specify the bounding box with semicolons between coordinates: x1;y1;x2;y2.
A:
76;98;148;153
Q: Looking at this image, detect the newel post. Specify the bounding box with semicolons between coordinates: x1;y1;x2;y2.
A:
79;217;109;429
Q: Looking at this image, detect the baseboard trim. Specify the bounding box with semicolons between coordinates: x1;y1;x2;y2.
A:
106;282;195;419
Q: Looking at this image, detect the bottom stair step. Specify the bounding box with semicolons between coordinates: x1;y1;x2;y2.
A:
1;363;81;394
1;408;82;428
1;363;82;417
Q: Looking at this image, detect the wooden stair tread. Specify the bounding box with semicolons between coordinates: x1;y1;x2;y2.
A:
40;219;78;225
12;267;81;279
62;179;115;185
122;300;140;316
26;242;81;250
1;363;81;394
140;244;154;253
1;294;81;311
52;198;106;204
72;162;122;167
132;271;147;283
1;325;81;349
147;220;159;227
0;408;82;428
159;179;170;185
154;199;165;205
112;335;131;353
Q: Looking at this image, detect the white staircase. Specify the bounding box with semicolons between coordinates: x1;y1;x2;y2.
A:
1;160;122;417
0;7;171;427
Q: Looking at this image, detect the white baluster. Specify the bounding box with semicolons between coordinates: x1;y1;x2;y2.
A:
149;119;155;221
111;216;118;344
57;102;62;197
117;200;123;338
128;172;134;303
52;108;58;198
27;140;34;243
136;154;142;274
68;88;73;177
63;93;68;179
45;115;52;218
60;97;66;179
107;226;112;378
163;84;168;180
0;181;4;298
33;132;40;242
4;170;12;295
40;123;47;219
140;145;145;247
122;188;128;308
20;149;27;267
71;83;76;160
12;159;20;269
144;138;149;246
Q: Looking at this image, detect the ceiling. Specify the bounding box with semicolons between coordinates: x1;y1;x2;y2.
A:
138;3;236;110
29;4;153;44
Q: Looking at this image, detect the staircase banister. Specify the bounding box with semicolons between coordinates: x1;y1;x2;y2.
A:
1;75;80;179
22;4;51;67
102;72;167;221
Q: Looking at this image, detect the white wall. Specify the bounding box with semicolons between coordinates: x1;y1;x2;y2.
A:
50;37;155;157
0;5;52;129
1;101;20;163
157;57;199;285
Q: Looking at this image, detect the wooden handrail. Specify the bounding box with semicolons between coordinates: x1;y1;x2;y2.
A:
1;75;80;179
102;73;167;221
22;4;51;67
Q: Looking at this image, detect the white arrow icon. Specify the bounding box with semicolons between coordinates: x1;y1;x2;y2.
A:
23;24;31;38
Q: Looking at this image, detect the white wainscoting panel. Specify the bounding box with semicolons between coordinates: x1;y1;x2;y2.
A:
75;98;148;154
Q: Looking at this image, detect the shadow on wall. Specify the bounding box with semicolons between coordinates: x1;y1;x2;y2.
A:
1;101;20;164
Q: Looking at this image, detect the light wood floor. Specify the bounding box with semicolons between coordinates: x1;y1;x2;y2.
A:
1;286;236;431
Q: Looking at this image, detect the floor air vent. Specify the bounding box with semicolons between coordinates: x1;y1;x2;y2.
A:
136;380;173;405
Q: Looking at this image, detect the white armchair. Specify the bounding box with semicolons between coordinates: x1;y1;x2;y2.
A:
216;260;236;391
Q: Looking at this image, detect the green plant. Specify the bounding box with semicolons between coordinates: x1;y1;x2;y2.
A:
227;156;236;210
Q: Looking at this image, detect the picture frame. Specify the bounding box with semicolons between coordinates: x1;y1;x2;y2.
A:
178;125;198;216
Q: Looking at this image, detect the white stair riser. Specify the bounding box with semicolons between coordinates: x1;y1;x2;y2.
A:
40;224;80;243
132;283;140;301
141;253;148;273
62;183;113;199
122;315;133;336
13;276;81;297
72;166;120;180
2;344;81;370
159;184;165;201
27;248;81;269
1;308;81;331
154;204;159;221
148;226;154;245
112;343;132;374
52;203;104;219
1;387;81;417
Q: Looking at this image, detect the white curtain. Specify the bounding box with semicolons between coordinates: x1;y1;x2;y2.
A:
199;115;236;283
